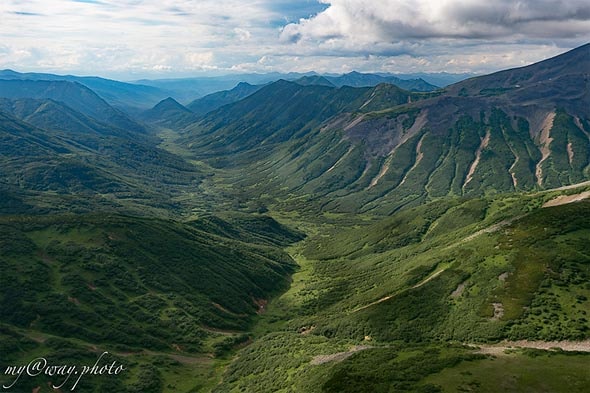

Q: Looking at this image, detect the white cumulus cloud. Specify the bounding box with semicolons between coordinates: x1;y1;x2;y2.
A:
281;0;590;46
0;0;588;77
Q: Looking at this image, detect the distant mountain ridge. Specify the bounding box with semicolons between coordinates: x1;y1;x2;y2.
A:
324;71;439;91
183;71;438;120
186;82;264;116
0;79;147;133
393;72;477;87
0;69;456;115
0;69;169;110
0;94;201;215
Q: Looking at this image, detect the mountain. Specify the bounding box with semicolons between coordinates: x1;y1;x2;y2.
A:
0;98;202;216
186;82;264;116
0;79;147;133
447;42;589;114
294;75;336;87
0;109;124;198
140;97;196;128
393;72;476;87
0;97;139;139
182;43;590;215
325;71;439;91
216;186;590;392
183;79;433;167
0;69;169;110
2;44;590;393
135;72;318;102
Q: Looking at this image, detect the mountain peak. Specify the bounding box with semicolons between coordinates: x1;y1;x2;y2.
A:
448;42;590;98
186;82;263;116
141;96;195;127
294;75;335;87
235;81;253;88
152;97;191;113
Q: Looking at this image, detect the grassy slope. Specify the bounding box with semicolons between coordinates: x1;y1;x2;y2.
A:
0;104;205;218
0;213;302;392
177;46;590;214
2;134;590;392
2;65;589;391
215;185;590;392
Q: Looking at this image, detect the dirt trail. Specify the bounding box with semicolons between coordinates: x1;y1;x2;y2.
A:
539;179;590;193
351;293;396;313
463;129;491;191
470;340;590;355
352;267;448;313
445;216;524;250
535;112;556;186
310;345;372;365
412;268;446;289
542;190;590;207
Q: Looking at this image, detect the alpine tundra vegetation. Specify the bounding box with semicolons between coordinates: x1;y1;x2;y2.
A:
0;10;589;390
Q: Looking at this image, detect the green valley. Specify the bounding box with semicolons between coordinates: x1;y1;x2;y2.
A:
0;43;589;392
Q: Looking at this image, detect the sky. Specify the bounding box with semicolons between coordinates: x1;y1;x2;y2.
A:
1;0;589;80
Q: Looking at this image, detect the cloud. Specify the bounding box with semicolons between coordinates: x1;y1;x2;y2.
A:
0;0;589;77
280;0;590;48
0;0;280;76
12;11;43;16
234;28;252;42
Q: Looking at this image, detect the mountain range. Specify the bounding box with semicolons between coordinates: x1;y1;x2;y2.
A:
0;43;589;393
180;43;590;214
0;69;169;111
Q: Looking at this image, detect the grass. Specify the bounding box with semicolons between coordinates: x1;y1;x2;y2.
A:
3;187;584;392
212;187;590;392
0;213;301;392
0;327;229;392
424;350;590;392
3;71;590;392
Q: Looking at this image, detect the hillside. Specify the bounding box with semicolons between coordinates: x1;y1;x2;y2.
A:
214;185;590;392
0;213;301;392
0;99;202;216
0;79;147;133
1;43;589;393
181;44;590;215
187;82;264;116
